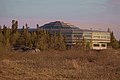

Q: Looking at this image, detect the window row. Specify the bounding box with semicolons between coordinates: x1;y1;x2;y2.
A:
93;36;110;39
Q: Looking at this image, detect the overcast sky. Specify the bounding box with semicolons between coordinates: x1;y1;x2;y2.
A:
0;0;120;39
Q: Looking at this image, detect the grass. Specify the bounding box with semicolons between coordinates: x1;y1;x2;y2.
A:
0;49;120;80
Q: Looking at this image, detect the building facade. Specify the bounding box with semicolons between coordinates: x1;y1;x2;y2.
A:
80;29;111;50
40;21;111;50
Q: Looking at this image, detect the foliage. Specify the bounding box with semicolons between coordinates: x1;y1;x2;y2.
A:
82;36;87;50
110;31;119;49
0;26;4;47
0;20;66;51
2;20;120;51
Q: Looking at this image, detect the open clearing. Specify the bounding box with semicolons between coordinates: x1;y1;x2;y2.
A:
0;49;120;80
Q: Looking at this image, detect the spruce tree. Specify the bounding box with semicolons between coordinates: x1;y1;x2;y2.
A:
119;40;120;48
18;24;32;48
24;24;32;47
2;25;10;48
57;32;66;50
110;31;119;49
12;20;15;32
82;36;86;50
31;32;37;47
17;26;26;46
107;28;111;33
37;30;49;50
53;33;58;50
35;28;44;50
49;34;55;50
10;20;19;46
49;32;66;50
0;26;4;46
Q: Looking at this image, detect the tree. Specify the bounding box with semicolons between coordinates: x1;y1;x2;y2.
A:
0;26;4;46
57;32;66;50
49;32;66;50
2;25;10;48
24;24;32;47
10;31;20;46
15;21;18;32
31;32;37;47
43;30;50;50
107;28;111;33
11;20;18;33
82;36;86;50
37;24;39;29
86;42;91;50
17;24;33;49
49;34;56;50
12;20;15;31
35;29;45;50
17;26;26;46
10;20;19;46
110;31;119;49
119;40;120;48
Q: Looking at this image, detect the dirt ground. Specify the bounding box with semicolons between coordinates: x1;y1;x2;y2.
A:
0;49;120;80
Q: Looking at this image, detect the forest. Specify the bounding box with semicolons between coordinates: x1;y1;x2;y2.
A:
0;20;67;51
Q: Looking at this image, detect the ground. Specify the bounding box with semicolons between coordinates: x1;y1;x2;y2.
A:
0;49;120;80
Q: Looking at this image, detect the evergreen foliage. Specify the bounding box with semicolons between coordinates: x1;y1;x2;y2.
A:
0;26;4;46
2;25;10;48
1;20;120;51
119;40;120;48
110;31;119;49
82;36;86;50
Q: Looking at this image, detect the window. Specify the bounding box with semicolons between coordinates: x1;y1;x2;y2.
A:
107;36;110;39
93;44;99;47
74;35;82;37
66;35;71;37
101;36;106;38
94;36;100;38
84;35;91;37
101;44;106;47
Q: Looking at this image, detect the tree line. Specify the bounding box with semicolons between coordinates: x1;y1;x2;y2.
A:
109;30;120;49
0;20;66;51
0;20;120;52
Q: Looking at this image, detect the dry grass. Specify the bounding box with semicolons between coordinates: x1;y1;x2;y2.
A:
0;49;120;80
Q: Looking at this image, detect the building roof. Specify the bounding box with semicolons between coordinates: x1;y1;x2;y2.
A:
40;21;80;30
80;29;109;33
18;21;109;34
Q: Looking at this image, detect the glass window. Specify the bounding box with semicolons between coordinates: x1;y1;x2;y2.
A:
101;36;106;38
74;35;82;37
107;36;110;39
94;44;99;47
66;35;71;37
84;35;91;37
101;44;106;47
94;36;100;38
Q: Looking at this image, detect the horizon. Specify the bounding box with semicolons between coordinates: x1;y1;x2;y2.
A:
0;0;120;40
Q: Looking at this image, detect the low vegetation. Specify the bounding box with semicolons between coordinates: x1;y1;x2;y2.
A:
0;49;120;80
